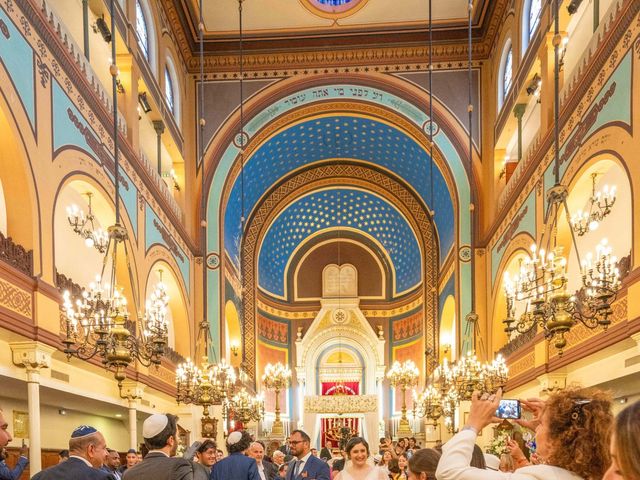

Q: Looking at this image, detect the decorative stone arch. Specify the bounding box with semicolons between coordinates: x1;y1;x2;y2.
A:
558;152;633;293
240;162;438;382
490;233;535;353
0;80;40;272
297;320;384;397
145;258;191;358
52;170;138;285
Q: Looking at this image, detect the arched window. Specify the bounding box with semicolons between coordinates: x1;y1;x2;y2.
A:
135;0;157;73
135;0;149;60
522;0;543;55
503;48;513;96
164;55;180;124
164;68;174;113
498;40;513;110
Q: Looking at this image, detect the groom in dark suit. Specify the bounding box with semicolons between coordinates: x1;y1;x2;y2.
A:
286;431;329;480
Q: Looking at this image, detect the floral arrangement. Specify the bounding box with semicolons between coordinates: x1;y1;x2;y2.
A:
486;429;511;456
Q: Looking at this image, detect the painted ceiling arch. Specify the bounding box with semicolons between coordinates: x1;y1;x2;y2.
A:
257;187;422;298
223;114;454;269
207;80;475;362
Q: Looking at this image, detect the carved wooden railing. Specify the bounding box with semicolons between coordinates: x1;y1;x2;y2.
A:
497;328;536;360
0;231;33;277
163;346;186;366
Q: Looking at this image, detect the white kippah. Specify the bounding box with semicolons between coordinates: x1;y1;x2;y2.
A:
484;453;500;471
143;414;169;439
227;431;243;446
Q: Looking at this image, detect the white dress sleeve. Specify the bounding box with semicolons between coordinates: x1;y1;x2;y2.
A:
436;430;543;480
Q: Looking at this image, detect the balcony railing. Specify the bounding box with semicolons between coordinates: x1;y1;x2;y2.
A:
139;150;184;223
497;329;536;360
40;0;127;135
0;232;33;277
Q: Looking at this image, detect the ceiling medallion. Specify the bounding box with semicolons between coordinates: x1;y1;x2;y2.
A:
302;0;368;19
332;308;349;324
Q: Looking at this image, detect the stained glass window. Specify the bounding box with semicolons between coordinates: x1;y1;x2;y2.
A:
135;0;149;61
316;0;353;4
503;48;513;97
528;0;542;39
306;0;364;13
165;67;174;114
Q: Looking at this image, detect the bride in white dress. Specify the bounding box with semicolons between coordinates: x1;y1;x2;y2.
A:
334;437;387;480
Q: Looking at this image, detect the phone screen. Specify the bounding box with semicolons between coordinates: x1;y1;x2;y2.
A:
495;399;521;419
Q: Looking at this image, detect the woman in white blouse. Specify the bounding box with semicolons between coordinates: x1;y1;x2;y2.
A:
436;387;613;480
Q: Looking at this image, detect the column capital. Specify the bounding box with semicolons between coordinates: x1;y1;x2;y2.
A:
153;120;165;135
120;380;146;402
10;341;55;374
537;371;567;395
513;103;527;118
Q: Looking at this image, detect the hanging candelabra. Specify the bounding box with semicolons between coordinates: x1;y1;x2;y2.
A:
262;362;291;438
570;173;616;236
413;384;443;427
386;360;419;436
66;192;109;253
223;388;264;424
502;0;621;355
176;334;237;417
62;0;168;390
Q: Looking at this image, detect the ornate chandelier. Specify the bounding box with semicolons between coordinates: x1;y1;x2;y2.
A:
262;362;291;437
66;192;109;253
501;0;621;355
62;0;168;389
223;387;264;424
570;173;616;236
386;360;419;436
62;264;169;386
176;336;237;417
433;352;508;402
413;384;443;427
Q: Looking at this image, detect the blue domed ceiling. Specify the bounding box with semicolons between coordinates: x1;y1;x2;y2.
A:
258;188;421;297
223;115;455;276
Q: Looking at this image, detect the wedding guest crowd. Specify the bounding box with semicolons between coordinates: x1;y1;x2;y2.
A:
0;391;637;480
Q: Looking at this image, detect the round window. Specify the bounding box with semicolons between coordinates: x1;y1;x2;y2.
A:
303;0;367;17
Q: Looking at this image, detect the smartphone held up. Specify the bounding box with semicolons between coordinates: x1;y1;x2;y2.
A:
495;399;521;419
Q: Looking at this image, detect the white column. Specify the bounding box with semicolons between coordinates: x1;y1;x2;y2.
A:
26;368;42;473
10;342;55;475
128;403;137;450
120;380;144;450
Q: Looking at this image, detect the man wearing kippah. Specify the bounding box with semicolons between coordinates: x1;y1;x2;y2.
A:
31;425;113;480
123;414;193;480
210;431;259;480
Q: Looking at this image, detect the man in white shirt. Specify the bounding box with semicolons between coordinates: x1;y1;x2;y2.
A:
248;442;276;480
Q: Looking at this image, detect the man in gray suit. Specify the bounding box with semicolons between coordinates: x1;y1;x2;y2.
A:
123;414;193;480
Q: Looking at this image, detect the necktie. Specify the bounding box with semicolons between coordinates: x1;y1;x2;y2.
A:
295;460;303;476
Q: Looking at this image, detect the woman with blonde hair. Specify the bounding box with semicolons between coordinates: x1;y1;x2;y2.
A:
604;399;640;480
436;387;613;480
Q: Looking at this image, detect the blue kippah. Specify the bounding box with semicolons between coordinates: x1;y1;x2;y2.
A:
127;449;137;454
71;425;97;438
